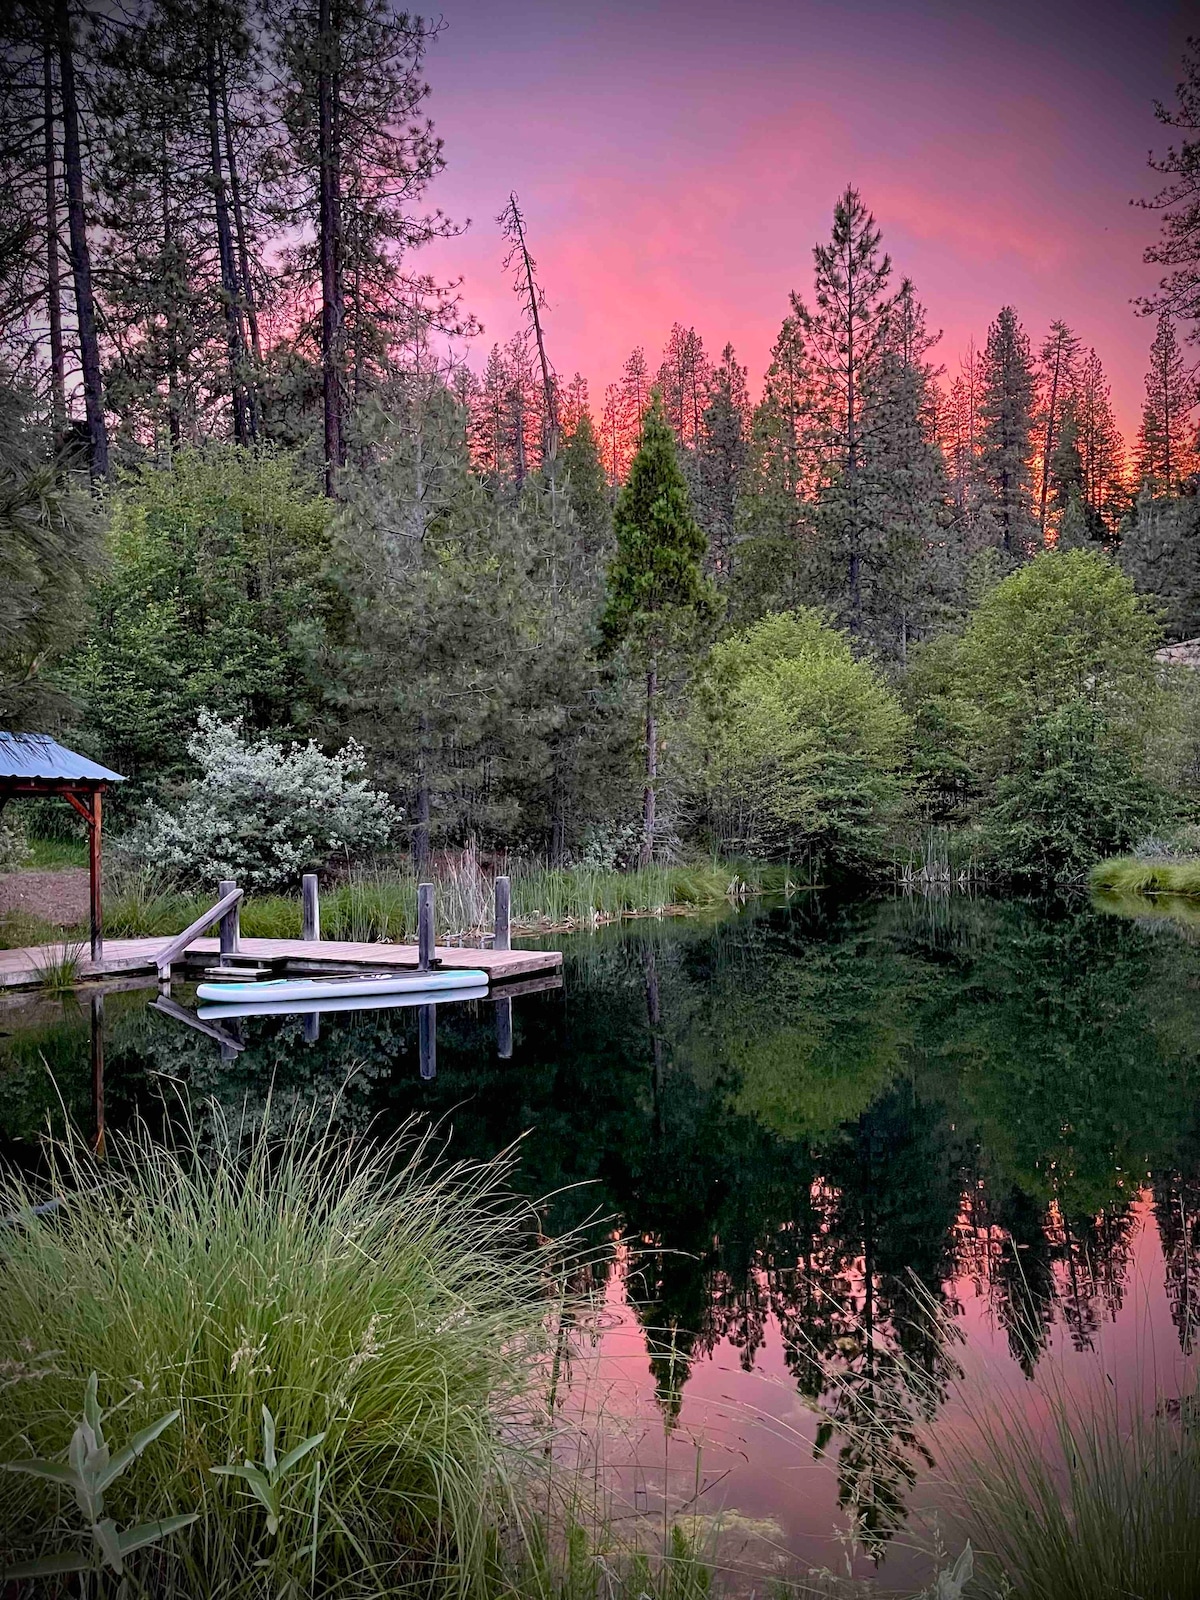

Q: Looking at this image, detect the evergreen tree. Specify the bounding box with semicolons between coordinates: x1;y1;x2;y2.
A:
656;323;710;449
560;409;612;564
1137;36;1200;338
1035;320;1081;544
600;392;718;863
943;340;982;527
1136;314;1196;492
695;342;749;580
977;305;1037;558
1121;489;1200;642
1074;347;1127;539
792;187;896;633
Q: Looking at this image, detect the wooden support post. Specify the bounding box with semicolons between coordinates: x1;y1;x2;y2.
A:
418;1002;436;1080
303;1011;320;1044
495;995;513;1059
418;881;435;972
90;990;105;1158
494;874;511;952
302;874;320;942
88;788;102;963
218;879;240;957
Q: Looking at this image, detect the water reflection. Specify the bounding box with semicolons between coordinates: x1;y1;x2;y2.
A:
2;892;1200;1565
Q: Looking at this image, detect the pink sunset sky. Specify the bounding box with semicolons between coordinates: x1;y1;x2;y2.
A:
418;0;1193;443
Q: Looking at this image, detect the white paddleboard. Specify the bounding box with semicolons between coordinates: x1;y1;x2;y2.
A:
196;985;489;1020
196;969;489;1004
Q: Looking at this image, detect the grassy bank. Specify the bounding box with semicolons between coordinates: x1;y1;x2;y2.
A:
1090;855;1200;897
0;1108;565;1595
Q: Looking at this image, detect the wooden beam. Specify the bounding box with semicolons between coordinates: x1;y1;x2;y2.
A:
494;875;511;952
302;874;320;941
218;879;240;957
156;884;244;980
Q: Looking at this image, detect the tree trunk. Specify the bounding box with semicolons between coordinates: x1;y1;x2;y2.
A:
205;25;249;445
42;40;65;429
55;0;107;477
317;0;344;495
414;712;431;871
218;42;260;437
1038;347;1061;544
640;657;657;867
160;110;181;450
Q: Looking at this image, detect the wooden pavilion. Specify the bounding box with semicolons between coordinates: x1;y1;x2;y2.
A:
0;733;125;961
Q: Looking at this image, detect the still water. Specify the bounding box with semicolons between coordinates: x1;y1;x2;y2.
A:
2;892;1198;1582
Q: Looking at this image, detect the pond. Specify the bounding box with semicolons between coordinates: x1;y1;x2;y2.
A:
2;891;1198;1585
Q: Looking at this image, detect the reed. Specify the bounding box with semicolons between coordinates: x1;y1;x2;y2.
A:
28;939;86;995
0;1104;565;1597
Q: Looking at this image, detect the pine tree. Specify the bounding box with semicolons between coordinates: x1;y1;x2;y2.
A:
1136;314;1196;492
270;0;464;494
1074;347;1127;538
694;342;749;580
977;305;1037;558
600;391;718;863
656;323;710;449
792;187;896;632
1036;320;1081;543
560;410;612;563
1137;37;1200;338
943;340;981;520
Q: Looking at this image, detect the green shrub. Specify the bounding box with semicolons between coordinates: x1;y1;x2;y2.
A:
0;1107;562;1597
688;609;910;870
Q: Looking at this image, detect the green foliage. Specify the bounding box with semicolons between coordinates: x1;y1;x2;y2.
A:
1092;854;1200;896
947;1377;1200;1600
69;446;336;793
135;711;397;890
600;391;719;661
560;412;613;563
1;1372;197;1582
0;379;100;730
691;609;910;867
0;1107;562;1596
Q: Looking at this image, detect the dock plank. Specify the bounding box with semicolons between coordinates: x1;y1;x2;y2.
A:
0;935;561;991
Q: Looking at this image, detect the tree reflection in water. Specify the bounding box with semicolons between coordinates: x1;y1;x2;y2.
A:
3;891;1200;1557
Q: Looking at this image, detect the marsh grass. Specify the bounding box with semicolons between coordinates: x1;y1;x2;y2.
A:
1090;855;1200;897
98;855;801;947
28;939;86;994
941;1377;1200;1599
0;1102;568;1597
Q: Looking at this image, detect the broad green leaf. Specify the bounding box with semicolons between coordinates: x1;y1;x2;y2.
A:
277;1431;326;1476
1;1459;80;1486
83;1373;103;1440
93;1517;125;1575
1;1548;92;1578
117;1511;200;1556
96;1409;181;1492
261;1404;276;1472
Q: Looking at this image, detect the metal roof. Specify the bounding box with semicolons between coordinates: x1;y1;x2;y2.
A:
0;733;125;784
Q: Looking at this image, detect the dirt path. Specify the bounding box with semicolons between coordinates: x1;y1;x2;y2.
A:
0;869;90;926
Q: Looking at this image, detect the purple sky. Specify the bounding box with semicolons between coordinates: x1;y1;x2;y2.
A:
418;0;1193;440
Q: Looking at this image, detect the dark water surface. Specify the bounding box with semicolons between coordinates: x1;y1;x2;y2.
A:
3;892;1199;1582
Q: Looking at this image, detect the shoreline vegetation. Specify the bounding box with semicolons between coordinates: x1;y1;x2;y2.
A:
1091;855;1200;898
0;858;809;952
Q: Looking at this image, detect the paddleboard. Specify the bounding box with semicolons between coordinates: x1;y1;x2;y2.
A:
196;985;490;1021
196;969;489;1004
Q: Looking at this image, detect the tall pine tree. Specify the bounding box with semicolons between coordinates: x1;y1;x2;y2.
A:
977;305;1036;558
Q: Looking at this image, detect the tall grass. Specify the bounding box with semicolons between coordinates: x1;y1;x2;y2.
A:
942;1377;1200;1598
1090;855;1200;897
98;855;804;946
0;1104;565;1597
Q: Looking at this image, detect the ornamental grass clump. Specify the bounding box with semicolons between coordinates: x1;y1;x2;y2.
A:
0;1104;562;1597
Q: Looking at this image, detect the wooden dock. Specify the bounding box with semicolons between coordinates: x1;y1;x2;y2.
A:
0;936;561;993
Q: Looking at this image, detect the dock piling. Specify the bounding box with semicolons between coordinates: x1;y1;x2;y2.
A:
218;880;240;957
418;1003;436;1079
418;882;435;972
494;875;511;952
495;995;513;1059
302;874;320;941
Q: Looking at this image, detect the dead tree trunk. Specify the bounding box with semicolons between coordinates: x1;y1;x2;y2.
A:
42;40;66;428
204;23;249;444
317;0;344;494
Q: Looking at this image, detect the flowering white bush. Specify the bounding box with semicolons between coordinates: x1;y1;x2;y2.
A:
138;712;398;890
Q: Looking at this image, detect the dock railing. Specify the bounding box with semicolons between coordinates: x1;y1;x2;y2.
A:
156;883;244;981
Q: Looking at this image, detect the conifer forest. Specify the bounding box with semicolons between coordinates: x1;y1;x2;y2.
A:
6;6;1200;1595
0;0;1196;888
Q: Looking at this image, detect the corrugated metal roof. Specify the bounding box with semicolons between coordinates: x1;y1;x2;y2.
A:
0;733;125;784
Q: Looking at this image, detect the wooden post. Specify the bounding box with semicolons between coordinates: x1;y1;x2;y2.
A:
418;1002;436;1080
302;874;320;942
418;882;434;972
218;879;240;957
494;874;511;952
303;1011;320;1044
90;991;105;1158
88;787;102;964
495;995;513;1059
